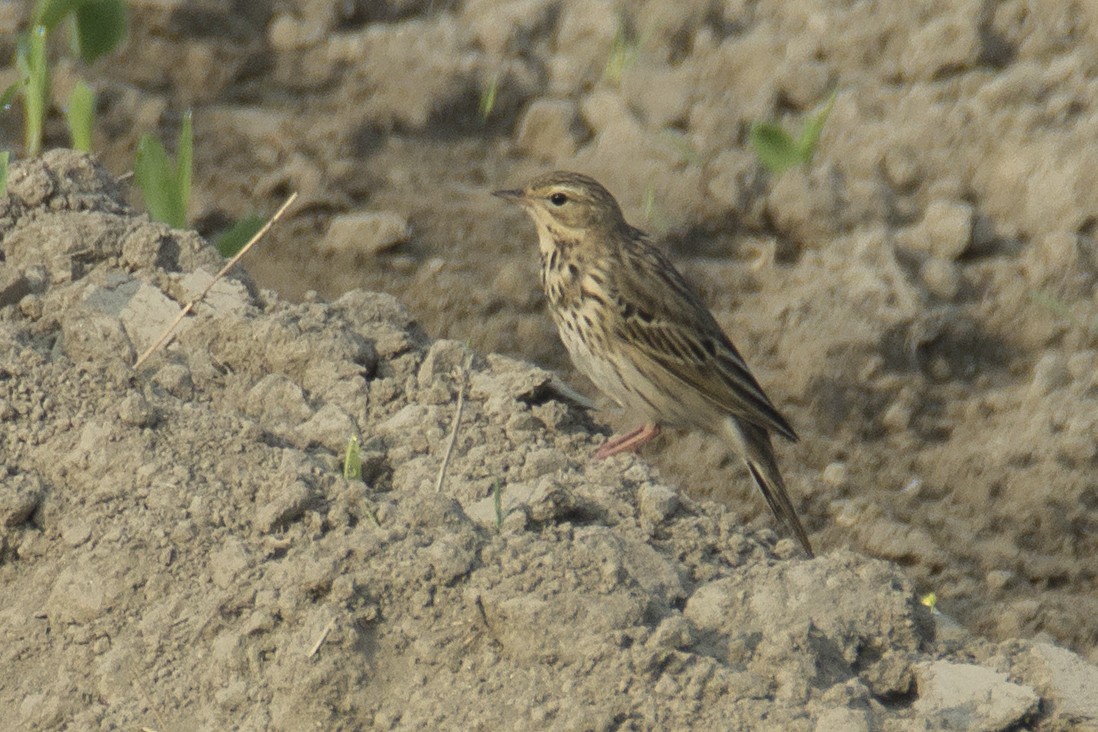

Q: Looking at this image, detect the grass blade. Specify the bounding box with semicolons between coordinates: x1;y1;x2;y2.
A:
18;26;49;157
135;133;178;226
66;79;95;151
343;436;362;480
796;89;837;163
0;82;19;111
0;151;9;192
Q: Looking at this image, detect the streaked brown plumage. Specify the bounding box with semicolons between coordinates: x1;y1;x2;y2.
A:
494;171;814;558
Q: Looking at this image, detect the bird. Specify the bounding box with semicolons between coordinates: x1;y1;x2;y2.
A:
493;171;814;558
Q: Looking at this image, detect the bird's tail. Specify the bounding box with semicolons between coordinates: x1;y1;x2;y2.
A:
724;419;815;558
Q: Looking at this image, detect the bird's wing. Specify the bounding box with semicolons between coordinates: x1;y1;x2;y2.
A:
607;234;798;441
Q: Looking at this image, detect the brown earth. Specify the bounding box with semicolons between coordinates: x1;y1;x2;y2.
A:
1;0;1098;728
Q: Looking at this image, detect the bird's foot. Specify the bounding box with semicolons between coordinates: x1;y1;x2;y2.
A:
594;423;661;460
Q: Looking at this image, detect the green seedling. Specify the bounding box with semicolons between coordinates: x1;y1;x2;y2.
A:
750;89;837;175
9;2;127;157
0;151;9;192
34;0;128;64
16;26;49;158
343;435;363;481
215;214;266;257
479;71;499;122
66;79;94;151
134;110;193;228
604;17;640;84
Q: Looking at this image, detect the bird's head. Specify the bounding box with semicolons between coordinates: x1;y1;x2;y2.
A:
494;171;627;246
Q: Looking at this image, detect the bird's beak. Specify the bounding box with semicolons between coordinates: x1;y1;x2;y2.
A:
492;188;526;205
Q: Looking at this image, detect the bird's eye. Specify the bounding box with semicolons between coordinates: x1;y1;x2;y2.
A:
549;192;568;206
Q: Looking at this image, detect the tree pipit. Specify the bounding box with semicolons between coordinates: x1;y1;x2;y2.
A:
494;171;814;557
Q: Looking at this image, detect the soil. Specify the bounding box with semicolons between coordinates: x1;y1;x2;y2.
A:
1;1;1097;729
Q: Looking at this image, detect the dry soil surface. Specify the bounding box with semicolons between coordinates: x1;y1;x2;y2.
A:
1;0;1098;729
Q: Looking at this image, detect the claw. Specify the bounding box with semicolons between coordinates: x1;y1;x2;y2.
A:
594;423;661;459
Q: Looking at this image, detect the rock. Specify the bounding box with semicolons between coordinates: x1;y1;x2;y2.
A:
1030;351;1070;396
246;373;314;431
0;474;43;528
899;200;975;261
920;257;962;300
516;98;580;160
1024;643;1098;723
319;211;410;257
912;661;1038;731
254;479;314;534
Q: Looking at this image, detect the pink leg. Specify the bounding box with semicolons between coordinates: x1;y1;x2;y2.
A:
594;423;662;460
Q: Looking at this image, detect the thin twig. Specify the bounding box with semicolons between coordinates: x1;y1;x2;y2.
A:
307;617;336;658
435;354;473;494
133;192;298;370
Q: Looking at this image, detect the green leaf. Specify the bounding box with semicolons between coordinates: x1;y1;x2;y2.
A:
33;0;84;32
74;0;127;62
135;133;175;225
0;151;9;192
17;26;50;157
66;80;95;151
343;436;363;481
134;111;194;228
479;71;499;122
604;20;638;84
0;83;19;111
749;121;801;174
796;88;837;163
215;215;265;257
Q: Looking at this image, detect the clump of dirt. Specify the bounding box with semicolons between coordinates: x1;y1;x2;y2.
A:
2;150;1095;729
2;0;1092;660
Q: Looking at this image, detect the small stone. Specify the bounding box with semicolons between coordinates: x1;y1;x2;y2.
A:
210;540;251;589
47;563;120;624
985;570;1015;591
1030;352;1070;396
516;99;579;160
882;146;922;190
815;707;871;732
294;403;357;452
118;392;157;427
912;661;1038;730
821;462;848;488
920;257;962;300
246;373;313;429
319;211;410;257
154;363;194;400
646;614;693;651
638;483;679;524
267;12;327;50
417;339;473;387
59;517;92;547
1027;643;1098;722
254;479;313;533
901;200;974;260
881;400;912;432
521;448;566;480
1;476;42;527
